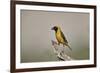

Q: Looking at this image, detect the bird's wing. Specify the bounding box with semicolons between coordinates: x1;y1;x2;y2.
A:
60;31;68;43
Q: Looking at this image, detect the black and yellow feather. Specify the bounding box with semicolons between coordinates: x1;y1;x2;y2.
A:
52;26;72;51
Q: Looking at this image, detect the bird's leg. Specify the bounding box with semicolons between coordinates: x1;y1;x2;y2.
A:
63;44;65;47
58;42;60;45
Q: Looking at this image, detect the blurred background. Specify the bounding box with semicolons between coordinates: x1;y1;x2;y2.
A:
21;10;89;63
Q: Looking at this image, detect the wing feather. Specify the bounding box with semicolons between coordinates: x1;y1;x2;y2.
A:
60;31;68;43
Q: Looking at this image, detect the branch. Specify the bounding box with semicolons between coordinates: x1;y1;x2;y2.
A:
51;40;73;61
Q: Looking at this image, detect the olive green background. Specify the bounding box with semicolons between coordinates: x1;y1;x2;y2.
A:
21;10;89;63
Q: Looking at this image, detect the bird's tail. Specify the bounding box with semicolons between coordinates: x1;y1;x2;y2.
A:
65;43;72;51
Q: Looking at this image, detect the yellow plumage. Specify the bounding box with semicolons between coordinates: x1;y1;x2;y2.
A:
52;26;72;51
56;27;64;44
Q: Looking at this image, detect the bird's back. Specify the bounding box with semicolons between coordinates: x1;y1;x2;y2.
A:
60;31;68;43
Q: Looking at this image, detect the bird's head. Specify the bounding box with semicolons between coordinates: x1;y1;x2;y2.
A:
51;26;58;32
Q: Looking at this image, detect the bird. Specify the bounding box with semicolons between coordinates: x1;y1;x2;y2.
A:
51;26;72;51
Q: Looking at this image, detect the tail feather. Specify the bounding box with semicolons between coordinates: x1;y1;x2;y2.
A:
65;43;72;51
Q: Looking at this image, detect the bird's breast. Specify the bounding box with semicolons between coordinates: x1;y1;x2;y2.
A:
56;30;64;43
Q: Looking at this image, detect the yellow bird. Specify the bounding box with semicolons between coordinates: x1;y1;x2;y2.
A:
51;26;72;51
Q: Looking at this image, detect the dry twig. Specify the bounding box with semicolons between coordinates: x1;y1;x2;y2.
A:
51;40;73;61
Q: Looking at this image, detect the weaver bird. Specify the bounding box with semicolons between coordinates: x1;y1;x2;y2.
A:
51;26;72;51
